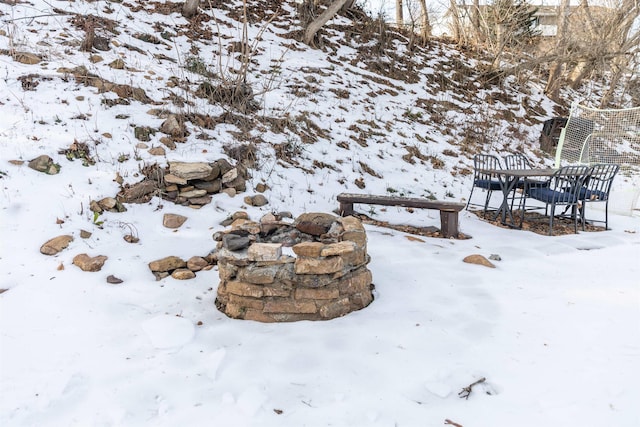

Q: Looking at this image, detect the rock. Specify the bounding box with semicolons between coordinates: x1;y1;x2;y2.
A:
148;146;166;156
463;254;496;268
107;275;123;284
89;54;103;63
489;254;502;261
164;174;188;185
169;162;213;180
187;256;209;272
163;213;187;228
216;158;234;176
134;126;154;141
72;253;108;272
248;243;282;261
14;52;41;65
149;256;186;272
109;58;125;69
160;115;185;137
28;155;59;175
294;212;338;236
221;168;238;184
159;137;177;150
97;197;117;210
179;189;207;199
40;235;74;255
245;194;268;207
255;183;269;193
193;179;222;193
119;180;158;203
222;234;251;251
221;187;236;197
171;268;196;280
80;230;92;239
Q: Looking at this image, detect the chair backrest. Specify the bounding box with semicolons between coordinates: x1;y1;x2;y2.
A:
473;154;501;181
549;165;591;199
503;154;531;169
582;163;619;201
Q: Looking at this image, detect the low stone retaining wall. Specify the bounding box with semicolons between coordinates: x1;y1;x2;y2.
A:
214;213;374;322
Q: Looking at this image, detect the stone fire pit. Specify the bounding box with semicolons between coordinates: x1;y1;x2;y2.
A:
214;212;374;322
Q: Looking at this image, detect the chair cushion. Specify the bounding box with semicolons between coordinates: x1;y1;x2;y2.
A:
474;179;502;191
528;187;577;204
579;188;607;201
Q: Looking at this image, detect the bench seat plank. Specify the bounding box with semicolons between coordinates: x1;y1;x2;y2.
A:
337;193;465;238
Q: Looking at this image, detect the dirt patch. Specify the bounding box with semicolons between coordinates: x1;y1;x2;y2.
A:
470;210;606;236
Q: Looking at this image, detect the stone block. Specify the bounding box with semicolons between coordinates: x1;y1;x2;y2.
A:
292;241;324;257
351;291;374;309
341;230;367;247
228;294;265;310
295;287;340;300
295;256;343;275
319;298;351;319
226;281;264;298
262;283;292;297
237;264;278;284
320;241;355;257
248;243;282;262
264;300;317;314
337;268;372;295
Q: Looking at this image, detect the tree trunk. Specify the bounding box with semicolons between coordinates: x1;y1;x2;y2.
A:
182;0;199;18
544;0;571;100
418;0;432;39
396;0;404;28
303;0;350;46
471;0;483;44
448;0;463;45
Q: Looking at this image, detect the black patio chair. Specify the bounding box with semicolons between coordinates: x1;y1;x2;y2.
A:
521;165;590;235
578;163;619;230
466;154;503;214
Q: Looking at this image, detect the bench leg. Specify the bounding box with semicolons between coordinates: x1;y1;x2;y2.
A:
339;202;354;216
440;210;459;238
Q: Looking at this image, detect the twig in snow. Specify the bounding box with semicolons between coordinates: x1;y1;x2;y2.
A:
457;377;486;400
444;419;464;427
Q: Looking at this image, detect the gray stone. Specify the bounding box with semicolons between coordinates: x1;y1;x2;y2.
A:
222;234;251;251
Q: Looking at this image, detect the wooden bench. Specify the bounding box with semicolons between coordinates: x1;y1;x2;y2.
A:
337;193;465;238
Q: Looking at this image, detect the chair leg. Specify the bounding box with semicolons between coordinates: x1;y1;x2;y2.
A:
466;186;475;209
548;204;555;236
605;201;609;230
483;190;492;214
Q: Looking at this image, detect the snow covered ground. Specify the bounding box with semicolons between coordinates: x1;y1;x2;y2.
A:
1;1;639;426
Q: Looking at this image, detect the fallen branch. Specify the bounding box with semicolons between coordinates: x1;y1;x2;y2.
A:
458;377;486;400
444;419;464;427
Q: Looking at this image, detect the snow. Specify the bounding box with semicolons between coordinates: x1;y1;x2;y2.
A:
1;1;640;426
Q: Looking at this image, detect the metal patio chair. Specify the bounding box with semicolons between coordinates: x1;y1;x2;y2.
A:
578;163;619;230
521;165;590;235
466;154;503;214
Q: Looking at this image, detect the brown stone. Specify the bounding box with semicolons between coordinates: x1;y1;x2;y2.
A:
72;253;108;272
341;230;367;247
171;268;196;280
228;294;265;310
40;235;74;255
292;242;324;257
295;287;340;300
187;256;209;272
295;256;344;275
226;281;264;298
164;174;188;185
193;179;222;193
319;298;351;319
262;284;292;297
14;52;41;64
463;254;496;268
149;256;186;272
179;189;207;199
337;268;372;295
119;180;158;203
148;147;166;156
320;241;356;257
163;213;187;228
351;291;374;308
264;300;317;314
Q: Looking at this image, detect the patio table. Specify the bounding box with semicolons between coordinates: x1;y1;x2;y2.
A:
479;168;558;227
